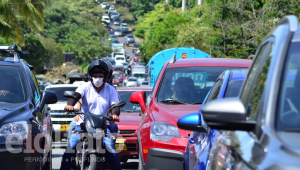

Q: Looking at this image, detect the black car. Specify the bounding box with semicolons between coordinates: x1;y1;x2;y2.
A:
0;44;57;170
201;15;300;169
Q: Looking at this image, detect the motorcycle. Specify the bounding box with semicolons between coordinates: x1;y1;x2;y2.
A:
63;91;126;170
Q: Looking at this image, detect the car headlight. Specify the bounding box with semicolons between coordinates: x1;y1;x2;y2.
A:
0;121;28;140
150;122;180;142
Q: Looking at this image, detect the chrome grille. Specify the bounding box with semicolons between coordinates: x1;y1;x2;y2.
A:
51;115;75;118
52;121;72;125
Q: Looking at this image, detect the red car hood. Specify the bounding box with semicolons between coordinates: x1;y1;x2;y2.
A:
116;113;140;130
152;103;201;138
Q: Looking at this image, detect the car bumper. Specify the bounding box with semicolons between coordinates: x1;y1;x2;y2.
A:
117;136;138;156
138;132;185;170
0;147;39;170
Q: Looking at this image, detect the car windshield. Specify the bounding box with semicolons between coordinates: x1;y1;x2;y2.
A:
133;73;144;79
116;57;124;60
142;82;149;85
115;29;121;32
277;42;300;131
121;23;127;26
122;63;128;66
156;67;243;104
102;2;107;5
0;66;27;103
47;87;77;102
224;80;244;97
127;36;134;38
119;91;151;112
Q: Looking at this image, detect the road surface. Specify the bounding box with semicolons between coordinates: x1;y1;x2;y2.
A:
52;140;139;170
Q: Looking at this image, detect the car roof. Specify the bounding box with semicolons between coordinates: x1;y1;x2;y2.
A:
168;58;252;68
0;57;21;66
117;87;153;91
230;69;248;81
45;84;79;88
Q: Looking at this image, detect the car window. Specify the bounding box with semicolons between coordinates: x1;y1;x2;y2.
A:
127;36;134;38
224;80;244;97
156;67;244;104
118;91;151;112
46;87;77;102
142;82;149;85
247;43;273;121
0;66;27;103
277;41;300;130
116;57;124;60
128;78;137;81
241;43;269;104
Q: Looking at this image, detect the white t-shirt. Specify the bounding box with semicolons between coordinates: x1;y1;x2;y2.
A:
75;82;119;125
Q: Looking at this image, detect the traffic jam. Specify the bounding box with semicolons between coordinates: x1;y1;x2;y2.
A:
0;13;299;170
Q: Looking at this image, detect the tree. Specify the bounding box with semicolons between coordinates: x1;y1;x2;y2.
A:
23;33;47;73
40;37;64;70
0;0;52;46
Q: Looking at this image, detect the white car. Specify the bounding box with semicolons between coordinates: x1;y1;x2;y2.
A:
73;81;87;86
102;16;110;23
115;55;126;65
45;84;79;141
126;77;139;87
140;81;150;87
101;2;108;8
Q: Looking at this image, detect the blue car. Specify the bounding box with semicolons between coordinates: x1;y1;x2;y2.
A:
177;69;248;170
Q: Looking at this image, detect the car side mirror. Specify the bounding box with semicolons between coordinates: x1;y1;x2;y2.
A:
202;98;255;131
39;90;58;112
130;91;146;113
177;112;207;132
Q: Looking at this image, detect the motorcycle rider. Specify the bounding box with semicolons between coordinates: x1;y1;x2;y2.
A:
60;59;122;170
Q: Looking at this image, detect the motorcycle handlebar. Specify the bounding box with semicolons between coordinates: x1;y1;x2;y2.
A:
104;116;113;121
64;108;84;115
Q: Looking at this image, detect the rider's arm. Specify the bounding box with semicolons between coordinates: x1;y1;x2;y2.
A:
110;86;120;116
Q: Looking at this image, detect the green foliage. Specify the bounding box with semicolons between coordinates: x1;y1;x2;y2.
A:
0;0;52;47
23;33;47;73
130;0;154;19
42;0;112;64
40;37;64;69
117;7;128;16
44;64;83;82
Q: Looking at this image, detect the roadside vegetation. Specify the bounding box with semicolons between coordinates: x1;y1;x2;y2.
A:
133;0;300;62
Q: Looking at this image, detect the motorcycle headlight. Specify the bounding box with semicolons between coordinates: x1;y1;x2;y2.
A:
0;121;28;140
150;122;180;142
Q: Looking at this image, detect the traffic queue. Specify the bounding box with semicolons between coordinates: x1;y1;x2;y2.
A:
0;15;299;170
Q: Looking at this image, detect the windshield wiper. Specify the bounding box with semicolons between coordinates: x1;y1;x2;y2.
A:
160;99;186;104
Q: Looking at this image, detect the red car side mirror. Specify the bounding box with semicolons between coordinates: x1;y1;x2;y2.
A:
130;91;147;113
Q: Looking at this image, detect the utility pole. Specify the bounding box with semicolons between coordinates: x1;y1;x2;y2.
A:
166;0;168;4
198;0;203;5
182;0;186;12
188;1;190;13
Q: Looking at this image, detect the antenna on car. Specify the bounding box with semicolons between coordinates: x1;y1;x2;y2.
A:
169;54;176;64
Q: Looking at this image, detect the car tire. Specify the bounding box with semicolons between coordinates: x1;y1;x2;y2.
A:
43;150;52;170
138;152;144;170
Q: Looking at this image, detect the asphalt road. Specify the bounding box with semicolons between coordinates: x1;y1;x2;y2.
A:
52;140;139;170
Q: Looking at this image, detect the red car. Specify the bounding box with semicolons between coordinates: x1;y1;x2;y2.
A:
115;87;153;162
130;58;251;170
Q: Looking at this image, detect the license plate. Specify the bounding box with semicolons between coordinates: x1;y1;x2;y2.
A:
130;85;133;87
116;139;126;143
60;124;69;131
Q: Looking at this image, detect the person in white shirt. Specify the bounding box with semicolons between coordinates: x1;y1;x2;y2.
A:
60;59;122;170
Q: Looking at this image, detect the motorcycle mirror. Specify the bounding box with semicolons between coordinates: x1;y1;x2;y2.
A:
63;91;78;101
113;101;126;108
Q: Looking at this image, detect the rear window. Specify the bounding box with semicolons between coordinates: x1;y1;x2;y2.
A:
118;91;151;112
142;82;149;85
0;66;27;103
116;57;124;60
47;87;77;102
114;19;120;22
127;36;134;38
129;78;137;81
